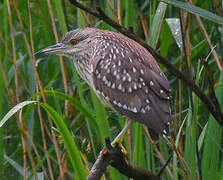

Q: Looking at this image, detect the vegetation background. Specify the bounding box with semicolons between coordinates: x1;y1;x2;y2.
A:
0;0;223;179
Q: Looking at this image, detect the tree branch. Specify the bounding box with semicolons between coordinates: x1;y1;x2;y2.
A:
69;0;223;127
87;138;160;180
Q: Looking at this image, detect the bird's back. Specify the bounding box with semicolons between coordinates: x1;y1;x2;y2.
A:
88;29;171;138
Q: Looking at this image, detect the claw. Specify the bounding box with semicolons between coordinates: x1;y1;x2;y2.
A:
111;140;128;156
111;119;133;156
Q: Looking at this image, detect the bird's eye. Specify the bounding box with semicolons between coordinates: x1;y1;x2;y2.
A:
70;39;78;46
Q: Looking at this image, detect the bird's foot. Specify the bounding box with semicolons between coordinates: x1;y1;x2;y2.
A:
111;119;133;156
111;139;128;156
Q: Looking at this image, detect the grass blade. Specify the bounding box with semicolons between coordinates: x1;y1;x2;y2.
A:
149;2;167;48
1;99;87;179
4;154;29;177
39;102;87;180
161;0;223;24
166;18;182;48
0;100;36;127
201;73;223;180
90;90;111;144
39;90;98;127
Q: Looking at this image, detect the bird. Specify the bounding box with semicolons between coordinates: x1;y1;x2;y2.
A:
35;27;171;141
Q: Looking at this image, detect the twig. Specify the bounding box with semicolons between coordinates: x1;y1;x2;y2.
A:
117;0;122;25
13;0;32;57
0;61;15;106
27;0;55;179
139;10;149;42
46;0;66;178
143;126;173;179
46;0;69;116
157;154;173;177
0;31;12;59
24;128;50;180
168;136;189;177
7;1;29;180
6;0;20;104
68;0;223;128
87;138;160;180
194;7;223;71
201;57;222;116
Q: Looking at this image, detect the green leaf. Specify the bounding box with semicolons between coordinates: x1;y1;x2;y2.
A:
201;73;223;180
90;90;111;144
4;154;31;177
54;0;68;33
39;102;87;180
149;2;167;48
161;0;223;24
166;18;182;48
133;124;146;167
198;123;207;151
1;99;87;179
0;101;36;127
40;90;97;125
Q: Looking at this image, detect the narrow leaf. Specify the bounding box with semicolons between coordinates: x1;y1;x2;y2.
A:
161;0;223;24
166;18;182;48
149;2;167;48
39;102;87;180
0;101;36;127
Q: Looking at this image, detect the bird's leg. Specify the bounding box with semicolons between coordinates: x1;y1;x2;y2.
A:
111;119;133;155
112;119;132;145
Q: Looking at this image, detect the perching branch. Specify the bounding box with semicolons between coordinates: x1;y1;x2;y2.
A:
69;0;223;127
87;138;160;180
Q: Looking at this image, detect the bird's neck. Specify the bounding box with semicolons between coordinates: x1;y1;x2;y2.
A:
73;51;94;87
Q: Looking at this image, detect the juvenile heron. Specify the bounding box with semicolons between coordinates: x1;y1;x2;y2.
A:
35;28;171;141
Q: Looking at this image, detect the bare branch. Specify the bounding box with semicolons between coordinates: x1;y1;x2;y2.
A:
87;138;160;180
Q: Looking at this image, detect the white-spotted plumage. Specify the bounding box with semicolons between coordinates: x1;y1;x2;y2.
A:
141;108;146;114
118;60;121;66
140;69;144;75
127;76;131;82
121;51;125;58
117;102;122;108
113;54;116;60
133;83;137;90
102;76;106;82
118;84;122;90
107;81;111;87
97;73;101;79
123;104;127;110
133;67;136;73
58;28;171;139
132;107;137;113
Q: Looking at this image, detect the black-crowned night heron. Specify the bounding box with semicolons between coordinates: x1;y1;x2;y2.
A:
35;27;171;142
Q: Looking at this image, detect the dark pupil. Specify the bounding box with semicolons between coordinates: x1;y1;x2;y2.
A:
71;39;77;45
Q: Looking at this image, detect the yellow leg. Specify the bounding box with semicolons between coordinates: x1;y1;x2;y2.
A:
111;119;133;155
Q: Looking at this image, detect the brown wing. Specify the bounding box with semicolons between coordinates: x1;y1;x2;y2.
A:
91;32;171;137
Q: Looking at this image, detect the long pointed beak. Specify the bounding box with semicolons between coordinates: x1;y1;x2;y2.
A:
34;43;65;56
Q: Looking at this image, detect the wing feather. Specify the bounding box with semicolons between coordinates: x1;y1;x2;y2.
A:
91;32;171;136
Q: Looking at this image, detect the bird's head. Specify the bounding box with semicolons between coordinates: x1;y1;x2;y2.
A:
34;28;98;58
